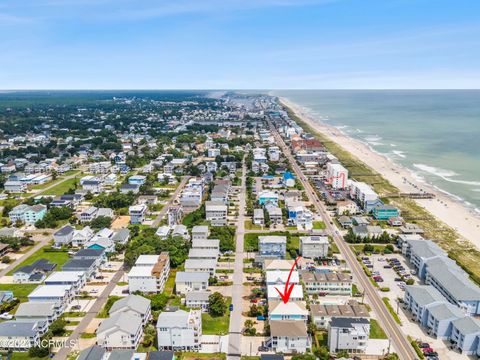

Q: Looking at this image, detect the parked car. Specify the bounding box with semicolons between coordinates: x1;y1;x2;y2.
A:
417;342;430;348
0;313;13;320
229;304;234;311
256;315;266;321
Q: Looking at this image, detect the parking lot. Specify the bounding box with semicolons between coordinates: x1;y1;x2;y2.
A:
362;253;472;360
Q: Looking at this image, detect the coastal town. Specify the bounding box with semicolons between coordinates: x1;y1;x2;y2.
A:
0;91;478;360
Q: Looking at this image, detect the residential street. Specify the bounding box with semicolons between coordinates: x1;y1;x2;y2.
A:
53;269;125;360
227;159;247;359
151;175;190;227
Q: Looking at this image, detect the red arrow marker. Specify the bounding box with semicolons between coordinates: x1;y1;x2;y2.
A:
274;256;300;304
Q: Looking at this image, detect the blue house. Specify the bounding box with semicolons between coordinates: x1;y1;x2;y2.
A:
119;164;131;174
372;204;400;220
258;191;279;206
282;172;296;187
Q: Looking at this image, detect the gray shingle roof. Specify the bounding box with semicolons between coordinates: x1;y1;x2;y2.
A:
407;239;446;259
428;302;464;321
77;345;106;360
15;302;57;317
452;316;480;335
54;225;75;236
0;321;44;337
175;271;209;283
97;312;142;335
109;294;150;316
405;285;447;306
426;259;480;301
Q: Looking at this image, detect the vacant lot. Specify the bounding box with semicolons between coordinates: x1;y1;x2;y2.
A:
8;247;70;275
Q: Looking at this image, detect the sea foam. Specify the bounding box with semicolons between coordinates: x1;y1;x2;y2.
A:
413;164;480;186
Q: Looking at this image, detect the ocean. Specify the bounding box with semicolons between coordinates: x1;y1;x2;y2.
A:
271;90;480;211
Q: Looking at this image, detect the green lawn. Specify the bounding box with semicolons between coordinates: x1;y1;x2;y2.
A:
370;319;388;339
164;268;177;295
0;284;38;302
97;296;122;318
9;353;48;360
8;247;70;275
202;297;231;335
382;297;402;325
313;221;326;229
244;220;262;230
39;177;80;196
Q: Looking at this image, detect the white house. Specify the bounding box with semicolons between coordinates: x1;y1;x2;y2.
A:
175;272;210;295
0;321;47;351
96;312;143;350
156;309;202;351
269;320;309;354
53;225;75;247
299;235;329;259
108;295;151;326
129;204;147;224
328;317;370;354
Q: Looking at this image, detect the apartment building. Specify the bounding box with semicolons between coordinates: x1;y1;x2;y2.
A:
128;253;170;294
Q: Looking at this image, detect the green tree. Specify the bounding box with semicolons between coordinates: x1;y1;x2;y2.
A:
89;215;113;230
243;319;257;336
49;319;67;336
208;292;227;317
248;304;262;317
291;354;316;360
29;345;50;358
142;324;157;347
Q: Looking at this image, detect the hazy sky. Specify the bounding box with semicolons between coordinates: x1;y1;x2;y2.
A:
1;0;479;89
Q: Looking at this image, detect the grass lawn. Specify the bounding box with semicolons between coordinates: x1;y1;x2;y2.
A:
97;296;122;318
382;297;402;325
244;233;261;252
312;220;326;229
39;177;79;196
8;247;70;275
244;220;262;230
9;353;48;360
370;319;388;339
0;283;38;302
80;332;96;338
202;297;231;335
352;243;388;254
180;353;226;360
164;269;177;295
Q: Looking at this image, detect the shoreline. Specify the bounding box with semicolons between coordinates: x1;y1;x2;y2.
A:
279;96;480;251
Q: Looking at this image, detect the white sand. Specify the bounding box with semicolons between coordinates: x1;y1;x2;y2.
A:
280;97;480;250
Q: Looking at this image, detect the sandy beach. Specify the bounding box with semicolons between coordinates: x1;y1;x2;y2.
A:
280;97;480;250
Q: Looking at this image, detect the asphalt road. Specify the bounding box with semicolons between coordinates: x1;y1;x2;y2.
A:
227;159;247;360
269;122;417;360
151;176;190;228
53;269;125;360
